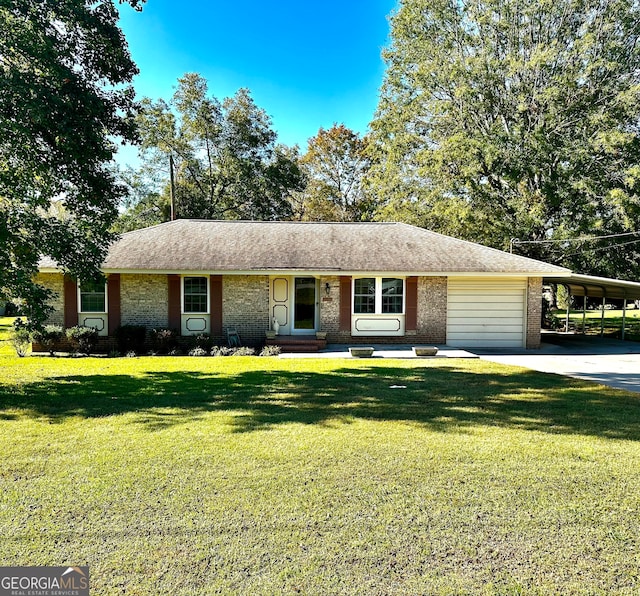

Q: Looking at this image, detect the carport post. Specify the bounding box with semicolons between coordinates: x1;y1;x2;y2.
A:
600;297;606;337
565;297;570;333
582;296;587;334
622;297;627;340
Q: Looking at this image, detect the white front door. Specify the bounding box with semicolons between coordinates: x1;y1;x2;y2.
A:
270;276;318;335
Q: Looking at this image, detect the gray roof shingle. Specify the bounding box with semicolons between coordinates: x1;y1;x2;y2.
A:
39;220;570;275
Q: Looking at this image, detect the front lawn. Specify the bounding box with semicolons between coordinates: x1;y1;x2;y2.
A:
0;316;15;356
550;308;640;340
1;348;639;593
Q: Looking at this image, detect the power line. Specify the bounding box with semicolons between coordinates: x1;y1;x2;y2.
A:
511;230;640;246
510;231;640;253
564;238;640;258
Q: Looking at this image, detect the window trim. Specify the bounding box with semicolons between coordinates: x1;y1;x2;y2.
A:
352;277;405;315
77;280;108;314
181;276;210;315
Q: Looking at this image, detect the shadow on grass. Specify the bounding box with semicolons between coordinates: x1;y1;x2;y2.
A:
0;363;639;439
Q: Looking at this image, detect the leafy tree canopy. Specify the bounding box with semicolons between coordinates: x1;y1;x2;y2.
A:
368;0;640;278
111;166;171;234
293;124;373;222
0;0;142;327
125;73;304;227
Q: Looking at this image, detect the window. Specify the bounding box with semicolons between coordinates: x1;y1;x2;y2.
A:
79;281;106;313
354;278;375;313
183;277;208;313
353;277;404;314
382;278;403;313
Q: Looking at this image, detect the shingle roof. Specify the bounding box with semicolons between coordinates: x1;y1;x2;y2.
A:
39;220;570;275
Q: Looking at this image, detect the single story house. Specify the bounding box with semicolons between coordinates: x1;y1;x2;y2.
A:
37;219;573;350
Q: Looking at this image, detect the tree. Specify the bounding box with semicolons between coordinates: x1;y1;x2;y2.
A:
112;166;171;233
130;73;304;224
368;0;640;278
0;0;142;327
296;124;373;222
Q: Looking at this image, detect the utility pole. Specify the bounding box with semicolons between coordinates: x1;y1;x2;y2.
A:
169;154;176;221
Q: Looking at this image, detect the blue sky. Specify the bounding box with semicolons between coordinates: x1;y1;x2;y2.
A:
116;0;397;166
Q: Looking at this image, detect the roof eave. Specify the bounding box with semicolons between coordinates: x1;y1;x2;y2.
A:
43;267;570;277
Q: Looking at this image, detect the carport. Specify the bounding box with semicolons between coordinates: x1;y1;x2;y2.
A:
544;273;640;339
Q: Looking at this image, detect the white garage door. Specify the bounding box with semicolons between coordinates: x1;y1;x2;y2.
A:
447;278;526;348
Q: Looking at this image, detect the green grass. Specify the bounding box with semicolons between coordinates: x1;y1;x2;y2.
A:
550;308;640;340
1;326;640;593
0;316;16;356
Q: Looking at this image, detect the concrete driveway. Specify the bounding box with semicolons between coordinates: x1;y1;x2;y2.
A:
475;335;640;394
282;334;640;394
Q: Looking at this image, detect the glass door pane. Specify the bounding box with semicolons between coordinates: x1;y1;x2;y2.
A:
294;277;316;330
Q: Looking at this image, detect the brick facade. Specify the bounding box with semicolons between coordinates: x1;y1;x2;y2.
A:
416;277;447;344
319;275;347;341
120;274;169;330
36;271;542;350
222;275;270;346
526;277;543;349
36;273;65;326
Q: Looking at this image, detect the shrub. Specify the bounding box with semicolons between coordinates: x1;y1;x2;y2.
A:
188;346;208;357
151;328;178;354
65;326;99;355
9;319;32;357
4;302;20;316
259;345;281;357
194;333;213;351
114;325;147;354
234;346;255;356
211;345;233;357
34;324;64;356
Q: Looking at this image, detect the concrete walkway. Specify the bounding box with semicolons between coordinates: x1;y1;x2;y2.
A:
278;344;476;359
280;335;640;394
